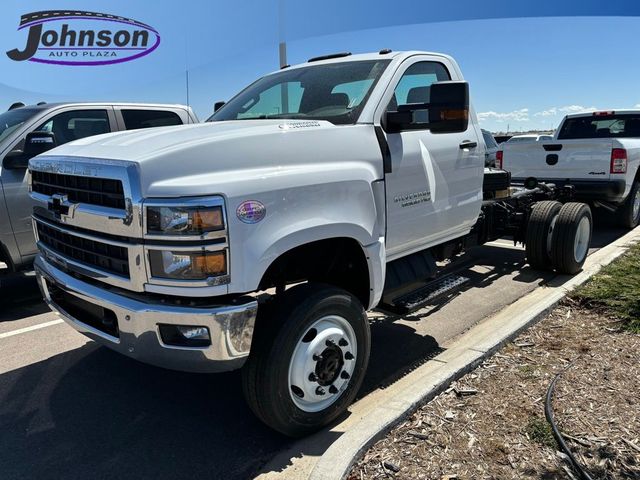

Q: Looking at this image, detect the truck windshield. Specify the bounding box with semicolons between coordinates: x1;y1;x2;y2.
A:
558;113;640;139
208;60;390;125
0;108;39;143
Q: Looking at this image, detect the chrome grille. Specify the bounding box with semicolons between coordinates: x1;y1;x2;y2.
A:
36;221;130;278
31;171;126;209
30;158;229;295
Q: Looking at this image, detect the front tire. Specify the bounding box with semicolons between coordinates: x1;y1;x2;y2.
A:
617;180;640;229
241;283;371;437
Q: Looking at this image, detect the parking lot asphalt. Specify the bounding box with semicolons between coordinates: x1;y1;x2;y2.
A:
0;219;628;480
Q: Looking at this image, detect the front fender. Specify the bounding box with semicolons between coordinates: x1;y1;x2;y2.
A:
225;176;385;300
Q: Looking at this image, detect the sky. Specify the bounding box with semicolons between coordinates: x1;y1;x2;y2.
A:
1;0;640;133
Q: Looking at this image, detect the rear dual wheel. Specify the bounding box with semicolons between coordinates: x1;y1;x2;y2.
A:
526;201;562;270
526;202;592;274
242;283;370;437
550;203;593;274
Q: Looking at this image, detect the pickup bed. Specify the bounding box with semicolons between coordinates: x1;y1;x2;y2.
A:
29;51;593;436
500;111;640;228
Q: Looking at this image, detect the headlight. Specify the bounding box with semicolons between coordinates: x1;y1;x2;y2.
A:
147;206;224;235
148;250;227;280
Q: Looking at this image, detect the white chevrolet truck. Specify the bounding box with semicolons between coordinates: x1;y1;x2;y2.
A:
29;51;593;436
500;110;640;229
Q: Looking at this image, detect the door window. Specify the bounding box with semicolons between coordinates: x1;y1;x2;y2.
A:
121;109;183;129
37;110;110;145
388;61;451;112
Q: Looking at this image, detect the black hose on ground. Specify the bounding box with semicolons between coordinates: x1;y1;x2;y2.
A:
544;364;594;480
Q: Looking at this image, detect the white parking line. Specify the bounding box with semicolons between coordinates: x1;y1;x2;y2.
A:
0;319;64;339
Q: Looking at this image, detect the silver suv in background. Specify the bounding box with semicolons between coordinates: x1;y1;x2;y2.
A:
0;102;198;272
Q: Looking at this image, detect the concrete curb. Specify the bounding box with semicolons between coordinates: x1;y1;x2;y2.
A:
309;227;640;480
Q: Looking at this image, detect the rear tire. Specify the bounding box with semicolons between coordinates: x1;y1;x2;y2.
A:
526;201;562;270
550;203;593;274
617;180;640;229
241;283;370;437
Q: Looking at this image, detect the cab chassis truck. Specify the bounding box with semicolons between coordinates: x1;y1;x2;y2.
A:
29;50;592;436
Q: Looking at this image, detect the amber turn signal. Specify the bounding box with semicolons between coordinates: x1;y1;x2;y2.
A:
193;251;226;276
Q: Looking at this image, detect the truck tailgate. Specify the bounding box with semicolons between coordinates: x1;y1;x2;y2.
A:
504;139;613;181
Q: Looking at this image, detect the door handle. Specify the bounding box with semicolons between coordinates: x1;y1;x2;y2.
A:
459;140;477;149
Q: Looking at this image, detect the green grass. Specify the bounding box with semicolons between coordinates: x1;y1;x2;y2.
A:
572;242;640;333
525;416;556;448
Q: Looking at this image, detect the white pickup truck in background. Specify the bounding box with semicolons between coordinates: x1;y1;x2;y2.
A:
499;110;640;228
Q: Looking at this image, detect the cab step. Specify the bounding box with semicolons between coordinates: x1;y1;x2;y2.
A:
379;273;470;315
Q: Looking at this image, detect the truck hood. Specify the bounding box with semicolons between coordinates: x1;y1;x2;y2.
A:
48;120;306;161
37;120;383;198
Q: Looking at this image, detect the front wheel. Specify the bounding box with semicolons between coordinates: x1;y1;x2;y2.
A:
241;283;371;437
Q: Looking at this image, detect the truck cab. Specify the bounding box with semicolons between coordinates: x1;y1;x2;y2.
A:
0;102;198;272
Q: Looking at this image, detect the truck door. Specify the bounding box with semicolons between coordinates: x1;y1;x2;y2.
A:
2;107;116;259
378;58;483;260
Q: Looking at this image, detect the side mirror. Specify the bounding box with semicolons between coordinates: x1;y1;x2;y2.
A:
23;131;56;158
384;81;469;134
3;150;28;169
3;131;57;169
428;81;469;133
214;101;226;112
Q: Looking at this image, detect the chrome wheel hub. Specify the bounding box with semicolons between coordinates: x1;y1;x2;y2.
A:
314;342;345;386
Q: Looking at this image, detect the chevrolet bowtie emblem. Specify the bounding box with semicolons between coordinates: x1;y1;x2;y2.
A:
48;194;71;217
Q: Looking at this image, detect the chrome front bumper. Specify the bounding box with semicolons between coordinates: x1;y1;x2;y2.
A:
34;256;258;373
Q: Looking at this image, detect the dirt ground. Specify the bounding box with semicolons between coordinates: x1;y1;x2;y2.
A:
349;300;640;479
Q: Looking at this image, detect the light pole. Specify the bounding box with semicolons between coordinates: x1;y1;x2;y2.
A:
279;0;289;114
